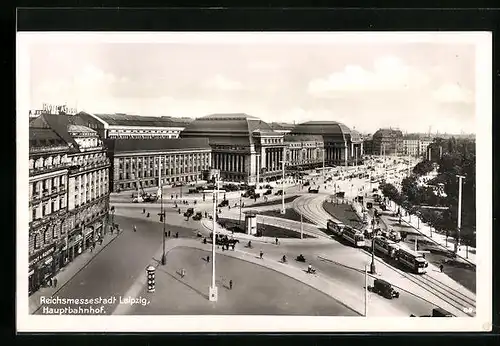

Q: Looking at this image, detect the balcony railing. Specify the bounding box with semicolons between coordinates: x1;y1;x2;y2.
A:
29;162;71;176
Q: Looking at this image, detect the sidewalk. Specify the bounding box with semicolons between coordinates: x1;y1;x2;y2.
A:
29;229;124;314
385;201;476;265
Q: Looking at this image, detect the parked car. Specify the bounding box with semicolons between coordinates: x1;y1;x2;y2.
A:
192;212;202;221
218;199;229;207
188;188;198;194
303;181;310;187
432;307;453;317
264;184;273;189
369;279;400;299
308;187;319;193
184;208;195;218
366;202;373;209
264;189;272;195
275;190;284;196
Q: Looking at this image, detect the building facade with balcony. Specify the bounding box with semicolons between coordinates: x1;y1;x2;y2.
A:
28;126;72;295
77;112;190;140
180;113;286;183
105;138;211;192
372;128;404;156
29;114;111;294
287;121;364;166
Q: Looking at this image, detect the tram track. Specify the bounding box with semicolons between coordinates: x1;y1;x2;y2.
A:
294;193;476;317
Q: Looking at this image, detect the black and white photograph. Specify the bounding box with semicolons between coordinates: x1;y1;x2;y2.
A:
17;32;492;332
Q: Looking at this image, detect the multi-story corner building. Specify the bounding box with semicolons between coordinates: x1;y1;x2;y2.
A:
105;138;211;192
180;113;286;183
77;112;190;140
28;126;72;295
29;114;111;294
418;137;433;157
284;134;325;170
402;134;420;156
288;121;364;166
372;128;404;156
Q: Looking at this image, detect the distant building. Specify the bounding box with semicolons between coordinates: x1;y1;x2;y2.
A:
289;121;364;166
283;134;325;170
418;137;433;157
105;138;211;192
29;113;110;295
372;128;404;156
363;135;373;156
181;113;285;183
77;112;189;140
402;134;420;157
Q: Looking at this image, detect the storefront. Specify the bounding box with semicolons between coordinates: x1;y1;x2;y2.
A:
84;226;94;249
68;232;83;262
29;244;56;293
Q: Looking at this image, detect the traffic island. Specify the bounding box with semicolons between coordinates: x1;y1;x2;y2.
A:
216;217;315;239
322;201;364;229
259;208;315;225
126;247;357;315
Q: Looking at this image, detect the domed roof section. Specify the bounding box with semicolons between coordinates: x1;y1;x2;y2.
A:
373;128;403;138
180;113;277;146
290;121;352;139
350;129;363;142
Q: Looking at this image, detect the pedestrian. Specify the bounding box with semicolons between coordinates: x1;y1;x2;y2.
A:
175;232;179;238
168;230;171;237
275;237;279;245
260;250;263;259
90;244;93;252
53;277;58;288
203;238;207;244
229;279;233;290
147;212;150;218
180;268;186;278
207;255;210;263
439;264;444;273
99;237;103;245
143;208;145;214
49;277;53;287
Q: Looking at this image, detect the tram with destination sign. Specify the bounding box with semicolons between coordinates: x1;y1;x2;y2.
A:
373;236;400;259
327;219;345;237
395;247;429;274
341;226;365;247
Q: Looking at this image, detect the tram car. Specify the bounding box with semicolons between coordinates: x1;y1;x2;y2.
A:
341;226;365;247
373;236;400;259
327;219;346;237
395;247;429;274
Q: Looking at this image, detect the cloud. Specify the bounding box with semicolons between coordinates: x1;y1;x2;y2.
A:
203;74;243;90
432;83;474;104
307;55;429;96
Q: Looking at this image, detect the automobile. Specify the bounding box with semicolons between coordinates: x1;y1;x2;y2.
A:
303;181;310;187
369;279;400;299
250;192;261;199
218;199;229;207
308;187;319;193
173;182;184;187
366;202;373;209
380;203;387;211
192;212;203;221
188;188;198;194
264;184;273;189
275;190;284;196
264;189;272;195
184;208;195;218
326;177;333;182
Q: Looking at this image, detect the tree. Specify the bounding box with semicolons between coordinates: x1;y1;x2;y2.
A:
401;176;419;203
413;160;434;176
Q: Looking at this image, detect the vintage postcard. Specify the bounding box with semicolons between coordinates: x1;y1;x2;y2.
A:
16;32;492;332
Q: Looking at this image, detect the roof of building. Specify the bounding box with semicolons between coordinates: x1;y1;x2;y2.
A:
284;134;324;143
86;113;189;128
350;129;363;142
269;122;296;131
29;113;80;148
29;127;70;150
68;124;98;134
105;138;211;154
403;133;420;140
373;128;404;138
290;121;352;140
180;113;279;146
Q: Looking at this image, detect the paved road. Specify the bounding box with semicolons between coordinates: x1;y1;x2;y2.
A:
35;214;199;315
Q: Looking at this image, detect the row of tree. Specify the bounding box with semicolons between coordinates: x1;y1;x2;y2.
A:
380;137;476;248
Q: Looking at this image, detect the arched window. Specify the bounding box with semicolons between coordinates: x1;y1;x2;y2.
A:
43;228;49;244
33;233;40;250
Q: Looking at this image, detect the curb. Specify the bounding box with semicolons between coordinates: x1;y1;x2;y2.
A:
31;230;124;314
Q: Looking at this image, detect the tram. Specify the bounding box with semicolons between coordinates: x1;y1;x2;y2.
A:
327;219;345;237
373;236;400;259
341;226;365;247
395;247;429;274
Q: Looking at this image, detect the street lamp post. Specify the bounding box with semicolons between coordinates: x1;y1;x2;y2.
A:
256;154;260;190
209;175;219;302
456;175;466;253
280;147;286;215
159;159;166;265
364;264;368;317
370;217;376;274
239;194;242;226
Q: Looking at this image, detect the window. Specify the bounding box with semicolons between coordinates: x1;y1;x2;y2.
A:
33;233;40;250
43;229;49;244
32;207;37;221
52;226;58;239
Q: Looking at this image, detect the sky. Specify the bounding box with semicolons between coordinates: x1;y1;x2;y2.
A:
24;33;479;134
